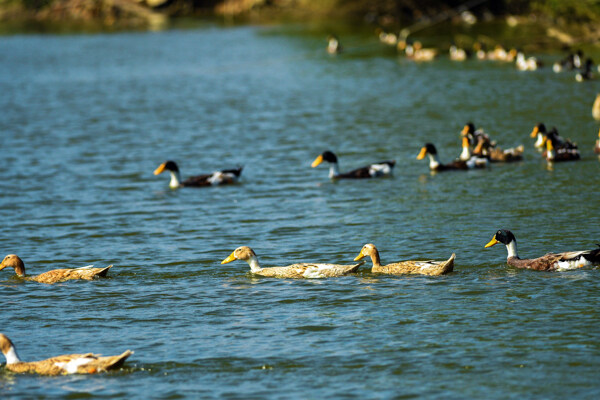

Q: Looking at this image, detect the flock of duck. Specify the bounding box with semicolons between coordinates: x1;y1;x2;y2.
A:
3;31;600;379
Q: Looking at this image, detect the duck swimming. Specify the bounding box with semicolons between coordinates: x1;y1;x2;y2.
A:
545;133;580;162
417;143;488;171
354;244;455;276
0;333;132;375
327;35;342;54
154;160;242;189
485;230;600;271
221;246;363;279
595;128;600;154
474;136;524;162
311;151;395;179
0;254;112;284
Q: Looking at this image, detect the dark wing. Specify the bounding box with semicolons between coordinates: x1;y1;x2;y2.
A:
221;166;243;177
181;174;212;187
338;161;395;179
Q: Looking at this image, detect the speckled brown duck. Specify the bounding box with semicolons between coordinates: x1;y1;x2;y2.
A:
485;230;600;271
0;254;112;284
0;333;132;375
221;246;363;278
354;243;455;276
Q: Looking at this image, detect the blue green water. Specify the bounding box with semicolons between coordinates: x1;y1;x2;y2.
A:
1;24;600;399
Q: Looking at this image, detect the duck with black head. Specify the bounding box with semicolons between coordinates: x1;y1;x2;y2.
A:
311;151;395;179
417;143;488;171
485;230;600;271
154;160;242;189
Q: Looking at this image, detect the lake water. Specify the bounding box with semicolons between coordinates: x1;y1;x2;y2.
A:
1;22;600;399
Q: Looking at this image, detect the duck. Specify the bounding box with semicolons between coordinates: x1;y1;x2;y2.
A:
327;35;342;54
484;229;600;271
515;51;542;71
0;254;112;284
592;93;600;120
353;244;455;276
553;53;575;73
530;123;548;150
576;58;594;82
417;143;488;171
449;44;469;61
311;151;395;179
545;133;580;162
461;122;491;147
595;128;600;154
221;246;363;279
154;160;242;189
377;29;398;46
472;42;487;60
399;40;438;61
474;136;524;162
0;333;132;375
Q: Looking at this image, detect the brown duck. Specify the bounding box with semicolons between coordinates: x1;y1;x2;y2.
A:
0;333;132;375
221;246;363;278
0;254;112;284
354;243;455;276
485;230;600;271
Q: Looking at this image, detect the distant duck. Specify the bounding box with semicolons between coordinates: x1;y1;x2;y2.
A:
0;333;132;375
545;133;580;162
595;128;600;154
576;58;594;82
593;93;600;120
377;29;398;46
473;42;487;60
553;53;575;73
154;160;242;189
417;143;488;171
515;51;542;71
400;40;438;61
488;45;516;62
327;35;342;54
0;254;112;284
485;229;600;271
221;246;363;279
449;44;469;61
474;136;524;162
530;123;548;150
311;150;395;179
353;243;455;276
573;50;583;69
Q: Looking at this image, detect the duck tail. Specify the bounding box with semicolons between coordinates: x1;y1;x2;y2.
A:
223;166;243;177
96;265;113;278
583;247;600;264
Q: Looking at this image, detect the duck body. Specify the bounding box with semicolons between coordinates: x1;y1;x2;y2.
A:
354;244;455;276
154;160;242;189
473;136;524;162
417;143;488;171
0;334;132;375
545;133;580;162
222;246;362;279
485;230;600;271
311;151;395;179
515;52;542;71
449;45;469;61
0;254;112;284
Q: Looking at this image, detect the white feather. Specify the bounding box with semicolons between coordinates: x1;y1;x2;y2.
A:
55;357;94;374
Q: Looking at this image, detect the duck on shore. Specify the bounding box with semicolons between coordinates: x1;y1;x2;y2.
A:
154;160;242;189
221;246;363;279
0;333;132;375
485;230;600;271
311;151;395;179
354;244;455;276
0;254;112;284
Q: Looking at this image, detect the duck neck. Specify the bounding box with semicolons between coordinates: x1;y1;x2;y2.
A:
328;163;340;179
4;345;21;364
369;250;382;268
169;171;182;189
246;255;262;273
428;153;441;170
534;134;545;148
460;145;471;161
505;240;519;259
14;264;25;277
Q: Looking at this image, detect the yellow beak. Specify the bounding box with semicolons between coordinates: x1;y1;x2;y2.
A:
153;163;166;175
221;251;237;264
546;140;554;151
530;126;539;138
311;155;324;168
461;125;469;136
416;147;427;160
354;250;365;262
0;263;6;271
484;237;499;248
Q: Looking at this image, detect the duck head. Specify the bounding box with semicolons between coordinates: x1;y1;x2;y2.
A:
154;160;181;189
0;254;26;277
311;151;340;178
485;229;518;258
354;244;381;267
0;334;21;364
221;246;261;272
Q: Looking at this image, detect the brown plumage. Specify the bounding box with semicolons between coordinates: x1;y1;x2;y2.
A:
221;246;363;278
474;136;524;162
0;333;132;375
0;254;112;284
354;243;455;276
485;229;600;271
